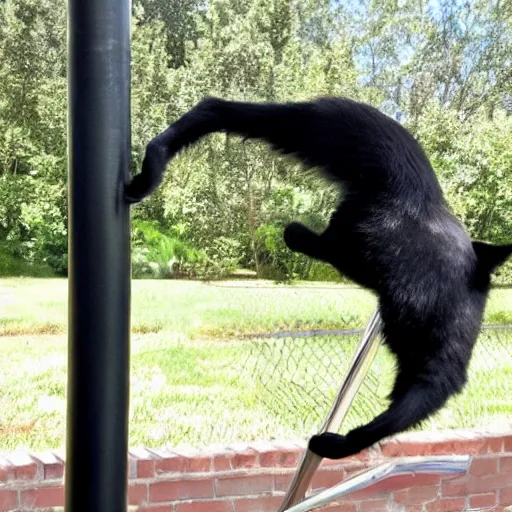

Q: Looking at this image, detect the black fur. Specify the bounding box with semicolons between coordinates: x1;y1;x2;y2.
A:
125;97;512;460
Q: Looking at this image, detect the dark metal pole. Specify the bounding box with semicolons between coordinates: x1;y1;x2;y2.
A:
66;0;131;510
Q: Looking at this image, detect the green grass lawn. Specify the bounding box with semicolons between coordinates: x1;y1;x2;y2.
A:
1;278;511;452
0;278;376;337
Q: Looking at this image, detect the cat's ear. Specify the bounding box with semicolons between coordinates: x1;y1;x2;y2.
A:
472;241;512;274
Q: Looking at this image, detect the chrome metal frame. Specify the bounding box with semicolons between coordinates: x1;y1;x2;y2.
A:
283;455;470;512
278;309;470;512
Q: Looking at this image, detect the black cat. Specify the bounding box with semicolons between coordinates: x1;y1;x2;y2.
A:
125;97;512;460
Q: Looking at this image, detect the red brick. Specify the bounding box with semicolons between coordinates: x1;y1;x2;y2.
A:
45;461;64;480
176;499;233;512
15;463;37;480
233;495;284;512
381;435;486;457
373;473;441;493
471;457;498;476
259;449;300;468
7;453;38;481
482;437;503;454
425;497;466;512
274;472;295;492
499;487;512;506
322;504;357;512
394;490;411;503
338;450;372;464
0;457;13;482
346;473;442;501
499;456;512;474
321;457;349;468
428;439;485;456
154;455;186;475
311;469;344;491
341;462;368;479
213;453;232;472
503;436;512;453
258;452;280;467
149;478;213;502
230;450;259;470
186;456;212;473
441;477;468;497
131;448;156;479
0;489;17;511
138;459;155;478
466;473;512;493
358;499;389;511
380;440;404;457
129;483;148;505
215;475;273;497
137;506;173;512
381;439;467;458
155;454;211;475
32;452;64;480
20;486;64;508
469;492;496;508
394;485;440;504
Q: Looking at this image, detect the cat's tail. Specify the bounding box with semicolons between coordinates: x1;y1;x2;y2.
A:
125;97;318;203
309;376;462;460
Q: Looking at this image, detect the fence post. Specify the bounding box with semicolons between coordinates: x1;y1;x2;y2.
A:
66;0;131;510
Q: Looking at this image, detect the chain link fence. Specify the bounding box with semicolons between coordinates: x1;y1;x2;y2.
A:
230;324;512;442
127;320;512;449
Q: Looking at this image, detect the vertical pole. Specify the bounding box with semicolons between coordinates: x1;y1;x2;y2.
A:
66;0;131;511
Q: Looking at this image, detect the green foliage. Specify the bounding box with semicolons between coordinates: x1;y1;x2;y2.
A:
1;0;511;280
0;243;55;277
254;223;342;282
492;260;512;288
131;219;241;279
307;260;344;283
201;236;242;279
131;219;206;278
254;223;308;281
414;104;512;245
19;184;67;275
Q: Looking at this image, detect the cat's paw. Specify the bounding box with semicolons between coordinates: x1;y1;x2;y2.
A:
308;432;351;460
125;173;152;204
125;140;169;203
283;222;314;253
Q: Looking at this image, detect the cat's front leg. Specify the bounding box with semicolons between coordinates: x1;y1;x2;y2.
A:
284;222;329;262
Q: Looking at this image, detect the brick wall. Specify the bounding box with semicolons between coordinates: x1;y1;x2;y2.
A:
1;429;512;512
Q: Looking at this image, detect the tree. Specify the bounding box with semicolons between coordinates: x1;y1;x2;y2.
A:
1;0;510;278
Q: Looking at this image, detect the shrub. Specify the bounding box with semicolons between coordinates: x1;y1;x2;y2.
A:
131;219;206;278
0;242;55;277
254;223;311;282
